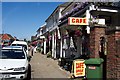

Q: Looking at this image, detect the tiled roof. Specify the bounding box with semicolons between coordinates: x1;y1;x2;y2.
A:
0;34;14;40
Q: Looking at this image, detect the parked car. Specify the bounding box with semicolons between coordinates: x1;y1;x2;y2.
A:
0;46;31;80
11;41;28;54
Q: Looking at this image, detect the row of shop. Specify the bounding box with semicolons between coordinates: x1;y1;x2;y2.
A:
36;2;120;79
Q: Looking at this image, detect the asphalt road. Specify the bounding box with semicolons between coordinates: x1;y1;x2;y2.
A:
29;52;70;79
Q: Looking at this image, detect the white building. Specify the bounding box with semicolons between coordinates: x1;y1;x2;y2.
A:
36;23;47;54
45;3;70;59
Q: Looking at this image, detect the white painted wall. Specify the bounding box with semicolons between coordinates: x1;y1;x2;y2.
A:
44;40;46;54
52;33;54;58
46;6;66;59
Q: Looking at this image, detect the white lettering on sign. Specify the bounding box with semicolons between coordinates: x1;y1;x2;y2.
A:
88;66;96;70
68;17;88;25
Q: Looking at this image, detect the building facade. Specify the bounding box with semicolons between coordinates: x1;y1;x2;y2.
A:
36;23;47;54
45;3;70;59
58;2;120;79
35;2;120;79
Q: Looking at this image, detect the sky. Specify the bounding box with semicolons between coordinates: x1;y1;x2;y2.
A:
2;2;63;40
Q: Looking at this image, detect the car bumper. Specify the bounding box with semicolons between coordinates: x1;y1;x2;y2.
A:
0;71;28;79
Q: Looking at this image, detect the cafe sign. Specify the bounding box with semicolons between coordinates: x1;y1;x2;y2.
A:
68;17;88;25
73;59;86;77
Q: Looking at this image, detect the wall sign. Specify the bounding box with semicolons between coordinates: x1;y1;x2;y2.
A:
68;17;88;25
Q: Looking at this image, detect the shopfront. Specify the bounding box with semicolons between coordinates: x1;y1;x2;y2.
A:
58;16;90;72
58;2;120;78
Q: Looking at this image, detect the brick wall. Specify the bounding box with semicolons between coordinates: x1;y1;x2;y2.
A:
90;26;105;58
107;32;117;78
90;27;95;58
115;32;120;79
116;39;120;79
107;31;120;79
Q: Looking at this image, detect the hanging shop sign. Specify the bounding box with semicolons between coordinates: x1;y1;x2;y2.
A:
68;17;88;25
72;59;86;77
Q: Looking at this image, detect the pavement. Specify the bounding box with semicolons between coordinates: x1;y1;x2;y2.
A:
29;52;71;79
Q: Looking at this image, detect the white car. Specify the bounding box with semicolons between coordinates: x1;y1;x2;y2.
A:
11;41;29;54
0;46;31;80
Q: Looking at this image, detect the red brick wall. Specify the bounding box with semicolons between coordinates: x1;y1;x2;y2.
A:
89;26;120;78
115;32;120;79
116;39;120;79
90;27;95;58
90;27;105;58
107;33;117;78
107;31;120;79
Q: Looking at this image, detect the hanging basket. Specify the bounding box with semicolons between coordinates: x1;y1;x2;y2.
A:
75;29;82;36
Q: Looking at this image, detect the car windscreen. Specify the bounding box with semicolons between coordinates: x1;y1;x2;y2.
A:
12;44;27;50
0;49;25;59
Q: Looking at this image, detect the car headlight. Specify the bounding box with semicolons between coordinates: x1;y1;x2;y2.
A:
14;67;25;71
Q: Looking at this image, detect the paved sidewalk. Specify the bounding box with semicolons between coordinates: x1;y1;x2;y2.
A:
29;52;71;79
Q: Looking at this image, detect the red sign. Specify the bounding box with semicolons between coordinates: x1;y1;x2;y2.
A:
73;60;86;77
68;17;88;25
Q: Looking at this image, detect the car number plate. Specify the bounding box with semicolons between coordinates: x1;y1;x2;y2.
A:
0;74;10;78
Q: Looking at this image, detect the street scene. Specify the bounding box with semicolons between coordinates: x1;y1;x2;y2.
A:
1;1;120;80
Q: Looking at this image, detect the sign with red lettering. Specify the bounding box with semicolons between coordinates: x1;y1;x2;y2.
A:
68;17;88;25
73;59;86;77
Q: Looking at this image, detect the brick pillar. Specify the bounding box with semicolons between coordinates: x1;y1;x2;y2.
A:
90;26;106;58
106;27;120;79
